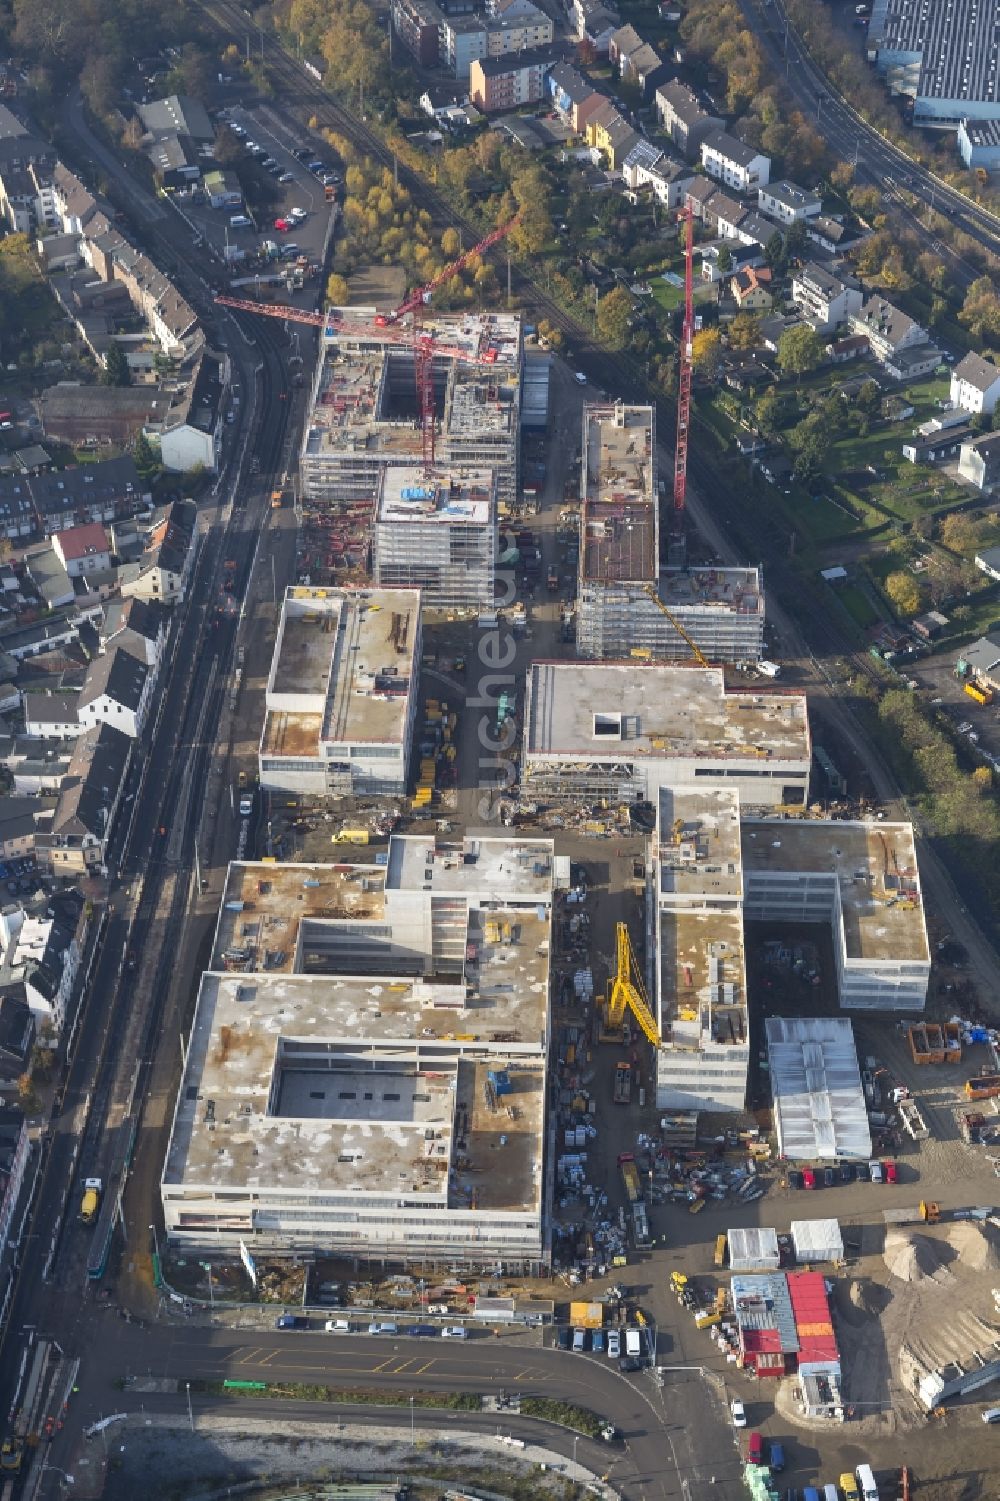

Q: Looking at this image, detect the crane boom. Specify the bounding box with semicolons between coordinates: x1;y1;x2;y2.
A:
641;583;711;669
672;202;694;534
607;922;661;1047
393;215;521;319
215;295;327;326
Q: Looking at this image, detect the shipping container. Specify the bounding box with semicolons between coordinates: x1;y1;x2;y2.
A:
569;1300;604;1330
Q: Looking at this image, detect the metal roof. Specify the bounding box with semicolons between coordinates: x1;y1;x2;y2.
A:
789;1217;844;1263
731;1272;799;1354
765;1017;872;1161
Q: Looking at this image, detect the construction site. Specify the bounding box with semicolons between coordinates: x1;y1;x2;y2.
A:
372;465;497;608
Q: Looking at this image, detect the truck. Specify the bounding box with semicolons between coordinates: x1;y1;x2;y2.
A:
898;1097;929;1140
757;660;781;678
882;1201;940;1226
613;1061;632;1104
632;1201;650;1247
964;681;994;705
624;1327;642;1357
619;1154;641;1203
80;1177;102;1224
334;827;369;845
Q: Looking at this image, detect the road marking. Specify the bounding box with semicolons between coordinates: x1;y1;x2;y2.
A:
236;1348;266;1363
412;1360;437;1375
373;1356;397;1373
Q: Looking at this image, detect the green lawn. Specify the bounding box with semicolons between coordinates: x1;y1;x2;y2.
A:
836;582;881;629
651;279;717;313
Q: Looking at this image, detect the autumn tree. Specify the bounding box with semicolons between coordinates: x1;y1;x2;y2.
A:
441;227;461;259
885;570;922;617
728;312;761;350
939;511;978;554
596;286;632;348
326;272;350;305
777;324;824;376
960;277;1000;343
691;327;723;376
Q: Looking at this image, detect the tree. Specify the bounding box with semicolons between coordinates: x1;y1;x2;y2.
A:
441;227;461;259
16;1072;38;1112
577;37;597;66
691;327;723;376
754;387;782;438
856;379;881;417
973;765;993;792
133;430;159;480
101;341;130;388
784;219;808;261
788;412;829;479
960;276;1000;343
596;286;632;349
716;243;732;275
885;569;922;617
939;511;978;554
777;324;824;376
728;312;761;351
763;230;785;272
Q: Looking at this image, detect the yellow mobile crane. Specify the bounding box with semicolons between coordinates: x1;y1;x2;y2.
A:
605;921;662;1046
641;583;711;669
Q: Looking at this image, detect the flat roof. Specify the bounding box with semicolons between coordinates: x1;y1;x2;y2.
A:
658;786;743;901
742;819;928;964
263;586;419;753
658;565;764;615
385;833;555;902
377;466;494;525
659;906;746;1049
525;663;810;764
870;0;1000;107
765;1016;872;1161
212;862;387;975
580;402;656;584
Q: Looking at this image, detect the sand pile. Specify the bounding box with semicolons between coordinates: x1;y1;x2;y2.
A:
947;1218;1000;1272
883;1230;949;1283
849;1279;887;1316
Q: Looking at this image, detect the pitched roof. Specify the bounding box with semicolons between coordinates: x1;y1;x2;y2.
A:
953;350;1000;393
138;95;214;143
855;295;919;348
549;62;602;105
702;128;764;168
102;596;164;646
964;430;1000;461
53;521;109;562
656;79;716;129
22;692;80;725
50;722;130;840
611;22;645;55
79;645;148;713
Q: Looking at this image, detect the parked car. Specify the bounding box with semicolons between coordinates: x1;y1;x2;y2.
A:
592;1329;605;1353
883;1159;898;1184
618;1356;641;1372
822;1166;835;1188
441;1326;467;1339
802;1167;816;1189
855;1160;871;1181
869;1160;883;1184
747;1432;764;1465
838;1162;854;1185
769;1441;785;1472
557;1327;571;1350
275;1314;306;1329
407;1325;439;1337
788;1168;804;1189
325;1319;351;1332
731;1399;747;1428
606;1329;621;1358
572;1328;587;1352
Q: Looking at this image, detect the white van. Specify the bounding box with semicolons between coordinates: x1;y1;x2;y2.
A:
823;1487;839;1501
625;1327;641;1357
855;1464;879;1501
229;213;252;228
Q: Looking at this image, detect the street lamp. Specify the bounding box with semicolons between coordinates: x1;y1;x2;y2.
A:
185;1381;194;1432
572;1434;579;1467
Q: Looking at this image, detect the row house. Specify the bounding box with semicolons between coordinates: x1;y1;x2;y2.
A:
655;80;722;161
586;99;640;170
608;24;667;99
701;129;770;194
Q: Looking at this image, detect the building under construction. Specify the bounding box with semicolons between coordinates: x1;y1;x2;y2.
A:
574;401;765;662
299;309;523;511
373;465;497;609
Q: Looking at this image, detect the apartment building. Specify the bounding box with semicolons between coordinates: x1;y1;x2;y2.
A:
700;130;770;194
373;466;496;609
848;295;940;380
655;80;722;160
300;310;522;511
757;180;822;225
439;2;553;77
950;351;1000;417
161;835;557;1268
470;48;554;112
259;585;420;797
790;262;863;334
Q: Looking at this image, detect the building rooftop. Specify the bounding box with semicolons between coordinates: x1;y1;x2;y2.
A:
953;350;1000;392
657;786;743;900
870;0;1000;109
385;833;555;902
53;522;109;562
658;565;764;615
761;180;821;209
659;905;746;1050
212;861;387;975
377;467;494;526
743;819;927;964
765;1016;872;1161
702;129;764;169
580;402;655;584
262;586;419;760
525;663;810;764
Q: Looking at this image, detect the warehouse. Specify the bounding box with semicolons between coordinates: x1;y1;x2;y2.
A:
765;1017;872;1162
727;1226;780;1273
867;0;1000;126
790;1218;844;1264
258;585;421;797
522;662;811;809
731;1271;800;1378
161;834;556;1267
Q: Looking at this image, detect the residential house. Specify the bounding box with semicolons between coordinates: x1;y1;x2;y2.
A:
36;722;131;876
0;111;56;235
586;99;640;170
732;210;775;251
469;48;554;112
22;693;84;741
155;353;224;474
25;549;73;611
78;645;152;739
0;613;80;662
0;1110;31;1244
790;262;863;334
547;63;605;133
609;25;666;97
959;432;1000;494
958;118;1000;171
826;332;874;364
99;597;166;671
950;351;1000;417
570;0;621;53
655;80;722;160
51;522;111;578
902;426;971;464
145;133;202;189
701;240;763;284
25;457;147;537
50;163;102;236
6;739;74;797
731;265;773;310
806;214;863;255
758;180;822;225
703;190;748;239
683;175;718;220
0;798;45;859
621;140;693;208
0;896;84;1038
609;21;643;66
701;130;770;194
203;170;242;209
120;498;197;606
848;296;940;381
390;0;442;67
975;546;1000;581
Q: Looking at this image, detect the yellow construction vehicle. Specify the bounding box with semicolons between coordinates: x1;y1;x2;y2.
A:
641;584;712;669
605;921;662;1046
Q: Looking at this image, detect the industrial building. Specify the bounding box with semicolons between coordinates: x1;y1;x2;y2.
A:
161;834;556;1268
730;1270;842;1415
299;309;523;511
258;586;421;798
742;819;930;1011
765;1017;872;1161
867;0;1000;126
372;466;496;609
574;401;763;662
522;661;811;809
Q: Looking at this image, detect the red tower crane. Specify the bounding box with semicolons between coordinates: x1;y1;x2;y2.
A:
216;213;521;468
672;201;694;540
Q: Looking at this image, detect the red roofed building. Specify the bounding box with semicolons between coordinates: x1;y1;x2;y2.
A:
787;1270;843;1418
52;521;111;578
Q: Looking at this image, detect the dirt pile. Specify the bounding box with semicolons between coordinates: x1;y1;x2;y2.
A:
883;1230;950;1284
947;1219;1000;1273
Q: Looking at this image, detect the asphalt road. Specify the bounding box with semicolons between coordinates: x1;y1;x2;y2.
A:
739;0;1000;280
